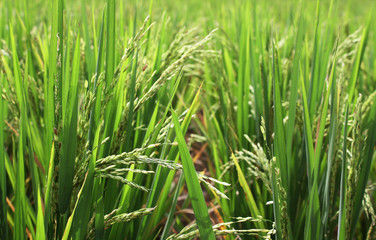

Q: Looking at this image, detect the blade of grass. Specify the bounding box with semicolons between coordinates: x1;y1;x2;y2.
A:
272;39;287;195
172;110;215;240
81;0;95;83
88;6;106;150
36;188;46;240
45;0;62;165
322;57;338;234
123;50;138;151
105;0;115;88
100;0;116;160
348;13;371;104
337;106;349;240
15;101;27;240
300;64;320;240
44;143;55;230
0;73;7;238
10;23;27;240
285;11;305;180
307;0;321;119
231;152;264;229
94;179;104;240
58;33;80;214
271;35;287;240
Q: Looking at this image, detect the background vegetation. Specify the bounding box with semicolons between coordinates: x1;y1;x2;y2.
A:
0;0;375;239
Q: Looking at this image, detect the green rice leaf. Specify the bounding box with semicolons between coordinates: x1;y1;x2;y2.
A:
172;110;215;240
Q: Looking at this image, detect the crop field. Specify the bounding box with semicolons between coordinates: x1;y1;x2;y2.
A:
0;0;376;239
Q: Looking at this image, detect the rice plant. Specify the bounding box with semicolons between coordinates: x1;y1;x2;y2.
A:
0;0;375;239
